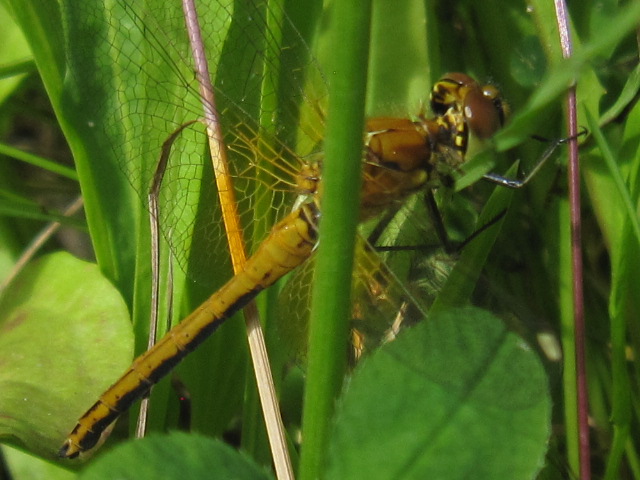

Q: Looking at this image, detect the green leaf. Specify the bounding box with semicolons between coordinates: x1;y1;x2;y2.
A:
77;432;273;480
0;252;133;461
2;444;75;480
0;1;33;104
327;307;550;480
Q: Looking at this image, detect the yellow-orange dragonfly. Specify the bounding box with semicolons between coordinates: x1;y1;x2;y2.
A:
59;1;533;459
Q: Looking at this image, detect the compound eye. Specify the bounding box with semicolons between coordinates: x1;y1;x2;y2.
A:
463;87;504;139
482;84;509;125
443;72;475;87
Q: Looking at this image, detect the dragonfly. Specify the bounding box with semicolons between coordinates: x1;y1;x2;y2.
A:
60;70;509;458
58;1;543;460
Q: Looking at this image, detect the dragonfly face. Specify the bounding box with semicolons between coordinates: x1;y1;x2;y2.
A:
430;72;507;141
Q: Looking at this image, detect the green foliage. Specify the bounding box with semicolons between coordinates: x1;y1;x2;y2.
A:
77;432;272;480
327;308;550;480
0;0;639;478
0;252;132;461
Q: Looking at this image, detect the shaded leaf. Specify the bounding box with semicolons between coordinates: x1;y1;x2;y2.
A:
0;252;133;460
78;432;273;480
327;307;550;480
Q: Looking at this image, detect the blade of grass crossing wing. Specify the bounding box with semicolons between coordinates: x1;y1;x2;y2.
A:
300;3;371;479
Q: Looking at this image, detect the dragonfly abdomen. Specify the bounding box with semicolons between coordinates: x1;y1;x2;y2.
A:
59;201;320;459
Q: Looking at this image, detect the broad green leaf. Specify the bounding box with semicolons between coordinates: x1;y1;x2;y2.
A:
327;307;550;480
2;444;75;480
78;432;272;480
0;1;33;104
0;252;132;461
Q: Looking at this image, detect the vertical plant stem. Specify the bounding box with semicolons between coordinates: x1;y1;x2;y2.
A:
553;1;590;478
181;1;292;477
299;2;371;478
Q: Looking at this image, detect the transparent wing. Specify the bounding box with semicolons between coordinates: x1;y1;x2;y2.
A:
72;0;327;284
275;232;453;367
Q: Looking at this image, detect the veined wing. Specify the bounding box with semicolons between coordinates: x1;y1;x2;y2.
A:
71;0;328;285
275;235;441;365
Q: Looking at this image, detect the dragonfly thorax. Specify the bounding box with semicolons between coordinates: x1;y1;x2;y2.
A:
361;117;435;219
296;161;322;196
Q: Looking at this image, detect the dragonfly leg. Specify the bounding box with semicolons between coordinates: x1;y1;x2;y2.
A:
483;128;587;189
423;190;455;253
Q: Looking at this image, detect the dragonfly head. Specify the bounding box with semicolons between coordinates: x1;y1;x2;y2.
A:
430;73;508;141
